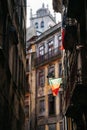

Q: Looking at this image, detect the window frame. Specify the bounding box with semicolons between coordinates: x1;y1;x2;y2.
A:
48;65;55;79
59;62;62;77
47;39;54;57
58;35;62;47
48;94;56;116
39;99;45;115
60;122;63;130
41;21;44;28
38;69;45;87
38;125;45;130
48;124;56;130
39;45;45;56
35;22;38;29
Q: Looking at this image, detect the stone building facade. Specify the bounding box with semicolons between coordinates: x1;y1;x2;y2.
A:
25;36;36;130
0;0;26;130
26;5;56;130
27;22;64;130
52;0;87;130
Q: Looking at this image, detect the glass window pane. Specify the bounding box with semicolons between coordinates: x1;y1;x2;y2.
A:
48;95;55;115
39;69;45;87
39;45;44;56
59;63;62;77
39;100;45;114
49;124;56;130
41;21;44;28
38;125;45;130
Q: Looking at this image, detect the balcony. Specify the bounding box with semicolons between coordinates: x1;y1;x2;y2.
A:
63;45;87;117
35;47;62;67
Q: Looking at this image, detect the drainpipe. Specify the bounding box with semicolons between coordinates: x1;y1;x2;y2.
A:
65;116;67;130
35;69;37;130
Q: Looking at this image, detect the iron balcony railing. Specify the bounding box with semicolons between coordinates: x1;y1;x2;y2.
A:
35;46;62;67
63;45;87;111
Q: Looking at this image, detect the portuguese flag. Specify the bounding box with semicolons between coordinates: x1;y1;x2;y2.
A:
49;78;62;96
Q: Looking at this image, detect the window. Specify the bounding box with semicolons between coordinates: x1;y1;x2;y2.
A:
39;45;44;56
60;122;63;130
39;45;45;62
48;124;56;130
38;125;45;130
35;22;38;29
59;63;62;77
48;94;55;115
41;21;44;28
48;39;54;57
38;69;45;87
39;99;45;114
48;65;55;78
58;35;62;47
